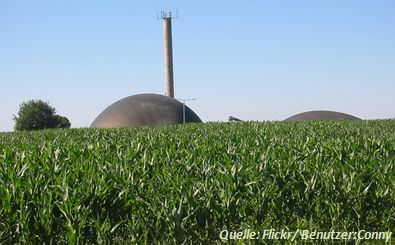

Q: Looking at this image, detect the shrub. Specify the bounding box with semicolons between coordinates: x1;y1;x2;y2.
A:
13;99;71;131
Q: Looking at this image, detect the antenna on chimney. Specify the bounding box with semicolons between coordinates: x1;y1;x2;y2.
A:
158;11;178;98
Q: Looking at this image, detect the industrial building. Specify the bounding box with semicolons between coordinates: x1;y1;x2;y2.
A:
91;12;202;128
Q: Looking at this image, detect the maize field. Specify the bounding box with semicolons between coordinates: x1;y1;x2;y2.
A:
0;120;394;243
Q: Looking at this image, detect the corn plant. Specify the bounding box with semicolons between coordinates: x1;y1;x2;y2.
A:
0;120;394;243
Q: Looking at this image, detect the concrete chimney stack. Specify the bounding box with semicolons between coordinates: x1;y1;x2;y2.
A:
162;12;175;98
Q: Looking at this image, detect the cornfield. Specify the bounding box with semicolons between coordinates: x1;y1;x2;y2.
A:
0;120;394;243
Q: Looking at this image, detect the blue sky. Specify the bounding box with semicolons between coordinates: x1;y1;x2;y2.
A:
1;0;394;131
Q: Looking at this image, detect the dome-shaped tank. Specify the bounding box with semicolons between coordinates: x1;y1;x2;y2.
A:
285;110;361;121
91;93;202;128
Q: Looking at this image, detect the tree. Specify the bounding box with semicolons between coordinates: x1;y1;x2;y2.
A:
55;115;71;128
13;99;71;131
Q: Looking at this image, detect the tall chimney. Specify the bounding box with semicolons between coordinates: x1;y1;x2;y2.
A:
162;12;175;98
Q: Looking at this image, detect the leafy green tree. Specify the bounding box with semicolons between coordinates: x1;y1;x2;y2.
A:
13;99;71;131
55;115;71;128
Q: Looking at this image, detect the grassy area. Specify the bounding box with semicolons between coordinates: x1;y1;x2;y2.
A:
0;120;394;243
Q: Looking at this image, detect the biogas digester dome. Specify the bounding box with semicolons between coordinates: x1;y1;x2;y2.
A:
285;110;361;121
91;13;202;128
90;93;202;128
